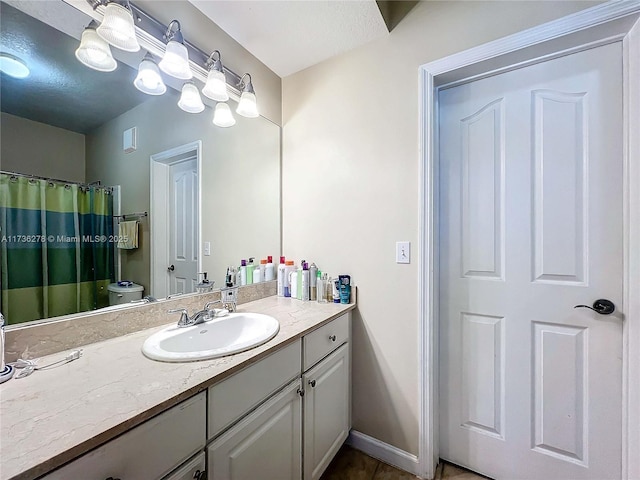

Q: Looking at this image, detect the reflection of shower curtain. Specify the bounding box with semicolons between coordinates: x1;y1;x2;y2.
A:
0;174;115;325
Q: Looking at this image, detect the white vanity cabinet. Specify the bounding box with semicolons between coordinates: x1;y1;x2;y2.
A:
41;392;206;480
207;380;303;480
302;314;351;480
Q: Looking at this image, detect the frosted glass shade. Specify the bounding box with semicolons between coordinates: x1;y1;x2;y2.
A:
75;27;117;72
202;68;228;102
96;3;140;53
0;53;30;78
134;57;166;95
178;82;204;113
236;91;259;118
159;41;192;80
213;103;236;127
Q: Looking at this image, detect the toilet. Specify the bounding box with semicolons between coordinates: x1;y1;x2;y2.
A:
107;282;144;306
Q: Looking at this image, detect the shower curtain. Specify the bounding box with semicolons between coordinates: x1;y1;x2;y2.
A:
0;174;115;325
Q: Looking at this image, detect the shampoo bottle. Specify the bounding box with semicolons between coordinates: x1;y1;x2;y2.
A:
301;262;310;301
290;270;298;299
247;257;255;284
240;259;247;286
277;257;286;296
284;260;295;297
254;260;263;283
309;263;318;300
265;256;275;281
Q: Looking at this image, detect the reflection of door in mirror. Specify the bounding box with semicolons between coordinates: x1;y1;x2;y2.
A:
150;141;202;299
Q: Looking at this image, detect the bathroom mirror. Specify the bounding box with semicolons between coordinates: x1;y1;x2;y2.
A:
0;0;281;326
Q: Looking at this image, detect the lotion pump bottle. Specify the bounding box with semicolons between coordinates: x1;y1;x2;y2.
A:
277;256;286;296
265;256;275;281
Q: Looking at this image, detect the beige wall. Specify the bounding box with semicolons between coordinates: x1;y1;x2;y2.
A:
85;92;280;294
0;112;85;183
282;1;599;455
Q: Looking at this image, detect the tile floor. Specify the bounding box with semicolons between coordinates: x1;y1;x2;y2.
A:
320;445;488;480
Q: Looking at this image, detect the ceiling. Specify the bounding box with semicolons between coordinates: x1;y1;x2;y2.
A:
0;1;149;134
187;0;391;78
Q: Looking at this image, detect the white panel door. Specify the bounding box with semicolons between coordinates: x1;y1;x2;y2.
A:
438;42;623;480
169;159;198;295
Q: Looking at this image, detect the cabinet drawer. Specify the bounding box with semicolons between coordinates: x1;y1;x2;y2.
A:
162;452;205;480
303;313;350;371
208;340;301;440
42;392;206;480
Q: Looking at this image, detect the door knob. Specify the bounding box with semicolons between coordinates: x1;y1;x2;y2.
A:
574;299;615;315
168;265;175;272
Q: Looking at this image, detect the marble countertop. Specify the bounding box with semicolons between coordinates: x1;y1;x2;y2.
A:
0;296;355;480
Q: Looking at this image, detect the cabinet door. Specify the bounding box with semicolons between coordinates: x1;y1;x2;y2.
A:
303;343;350;480
208;380;302;480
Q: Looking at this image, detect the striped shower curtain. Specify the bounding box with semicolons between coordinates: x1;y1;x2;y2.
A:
0;174;115;325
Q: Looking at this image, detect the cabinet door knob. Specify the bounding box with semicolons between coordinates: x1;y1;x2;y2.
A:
297;388;305;397
329;335;337;342
308;379;317;388
193;470;206;480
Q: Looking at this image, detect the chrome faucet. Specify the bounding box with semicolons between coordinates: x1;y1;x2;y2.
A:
168;307;210;328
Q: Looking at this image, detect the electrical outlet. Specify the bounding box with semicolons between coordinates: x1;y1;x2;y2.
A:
396;241;410;264
204;242;211;256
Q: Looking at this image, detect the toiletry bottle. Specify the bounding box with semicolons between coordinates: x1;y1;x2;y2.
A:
296;260;305;300
265;256;275;281
316;270;325;303
254;260;263;283
277;256;286;296
240;259;247;286
332;277;341;303
325;276;332;302
290;269;298;299
301;262;310;301
259;259;267;282
247;257;255;284
309;263;318;300
284;260;295;297
339;274;351;304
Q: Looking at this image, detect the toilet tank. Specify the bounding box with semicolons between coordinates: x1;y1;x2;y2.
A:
107;283;144;306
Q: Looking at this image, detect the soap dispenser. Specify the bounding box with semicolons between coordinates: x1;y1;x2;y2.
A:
196;272;214;293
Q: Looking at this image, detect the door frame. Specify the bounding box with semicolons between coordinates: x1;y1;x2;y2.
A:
150;140;202;298
418;3;640;479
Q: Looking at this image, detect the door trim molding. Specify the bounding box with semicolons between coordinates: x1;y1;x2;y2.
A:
418;3;640;479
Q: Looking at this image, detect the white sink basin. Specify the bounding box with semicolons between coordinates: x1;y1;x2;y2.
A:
142;313;280;362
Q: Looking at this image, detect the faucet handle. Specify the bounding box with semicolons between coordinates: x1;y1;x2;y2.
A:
167;308;190;325
204;300;222;310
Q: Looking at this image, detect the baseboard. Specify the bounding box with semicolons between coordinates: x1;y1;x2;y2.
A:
347;430;421;477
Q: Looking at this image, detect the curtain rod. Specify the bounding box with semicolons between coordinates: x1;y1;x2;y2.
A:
0;171;113;191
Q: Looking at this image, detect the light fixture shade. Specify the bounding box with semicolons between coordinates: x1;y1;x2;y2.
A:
75;26;117;72
236;91;259;118
134;55;166;95
0;53;30;78
202;68;228;102
96;2;140;53
178;82;204;113
159;41;192;80
213;102;236;127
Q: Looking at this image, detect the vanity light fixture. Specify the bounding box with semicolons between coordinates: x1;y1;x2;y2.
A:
0;53;30;78
133;53;166;95
158;20;192;80
202;50;229;102
212;102;236;128
95;1;140;53
178;82;205;113
75;21;117;72
236;73;259;118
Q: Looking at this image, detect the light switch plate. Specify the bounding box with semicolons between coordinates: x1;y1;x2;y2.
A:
396;241;410;264
204;242;211;256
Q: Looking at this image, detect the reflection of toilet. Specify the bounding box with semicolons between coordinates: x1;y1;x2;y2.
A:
107;283;144;306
